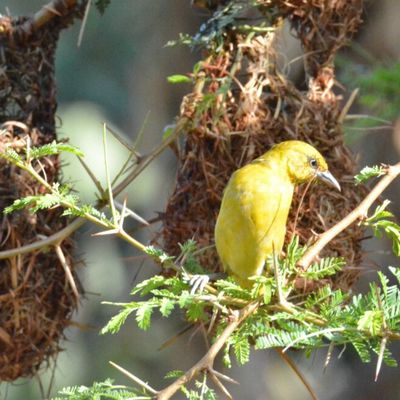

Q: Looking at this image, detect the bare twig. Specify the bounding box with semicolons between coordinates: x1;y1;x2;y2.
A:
113;119;185;197
114;200;149;226
77;0;91;47
338;88;359;124
19;0;78;34
0;122;183;260
275;349;318;400
0;218;85;260
77;156;105;195
55;244;80;301
298;162;400;269
109;361;158;395
156;302;259;400
103;123;118;223
208;371;233;400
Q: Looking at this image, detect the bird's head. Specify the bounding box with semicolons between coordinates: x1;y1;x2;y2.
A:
274;140;341;191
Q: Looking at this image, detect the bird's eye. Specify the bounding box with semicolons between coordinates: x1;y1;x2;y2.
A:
309;159;318;168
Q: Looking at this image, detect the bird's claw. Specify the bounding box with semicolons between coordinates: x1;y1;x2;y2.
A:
189;274;210;294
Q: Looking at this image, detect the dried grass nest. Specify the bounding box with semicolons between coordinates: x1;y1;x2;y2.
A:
161;0;367;292
0;4;83;381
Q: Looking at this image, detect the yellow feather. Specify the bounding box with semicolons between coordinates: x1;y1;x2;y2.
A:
214;140;339;287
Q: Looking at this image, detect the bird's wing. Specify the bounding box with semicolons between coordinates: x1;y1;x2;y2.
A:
215;165;291;281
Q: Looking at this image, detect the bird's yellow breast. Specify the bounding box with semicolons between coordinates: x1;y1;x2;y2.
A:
214;159;294;286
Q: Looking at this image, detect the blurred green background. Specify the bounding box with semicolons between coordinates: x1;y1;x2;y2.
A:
1;1;400;399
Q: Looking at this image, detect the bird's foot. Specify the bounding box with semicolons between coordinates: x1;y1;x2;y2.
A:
189;274;210;294
183;272;226;294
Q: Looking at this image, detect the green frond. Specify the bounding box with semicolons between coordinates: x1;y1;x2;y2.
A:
354;165;385;185
351;337;372;363
144;245;175;264
53;379;145;400
233;336;251;365
364;200;400;256
136;302;156;330
4;193;60;214
29;141;84;159
165;370;184;379
301;257;345;280
101;304;138;335
159;297;175;317
3;148;22;163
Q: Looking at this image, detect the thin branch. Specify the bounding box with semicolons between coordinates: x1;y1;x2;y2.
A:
298;162;400;269
338;88;359;124
77;156;105;195
209;369;239;385
19;0;78;34
275;349;318;400
55;244;80;301
0;218;85;260
77;0;91;47
0;122;183;260
109;361;158;395
106;124;141;155
103;123;117;223
208;372;233;400
156;302;259;400
112;118;185;197
114;200;149;226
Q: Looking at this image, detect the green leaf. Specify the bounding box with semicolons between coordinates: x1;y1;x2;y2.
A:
233;336;250;365
4;193;60;214
373;345;398;367
351;339;371;363
389;266;400;284
223;341;232;368
357;310;384;335
136;302;154;330
366;200;393;223
263;282;272;305
186;302;207;322
3;148;22;163
301;257;345;280
144;246;175;263
364;200;400;256
165;370;184;379
78;204;107;221
167;74;192;84
53;378;141;400
101;304;137;334
131;275;167;296
354;165;385;185
214;278;252;300
159;298;175;317
29;141;84;159
4;196;38;214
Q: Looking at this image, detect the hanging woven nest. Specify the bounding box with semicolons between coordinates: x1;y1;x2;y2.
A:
162;0;367;292
0;2;84;382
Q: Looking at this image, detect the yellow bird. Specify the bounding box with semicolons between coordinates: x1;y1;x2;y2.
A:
214;140;340;287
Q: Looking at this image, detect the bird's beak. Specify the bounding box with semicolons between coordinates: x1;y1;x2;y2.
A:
316;170;341;191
